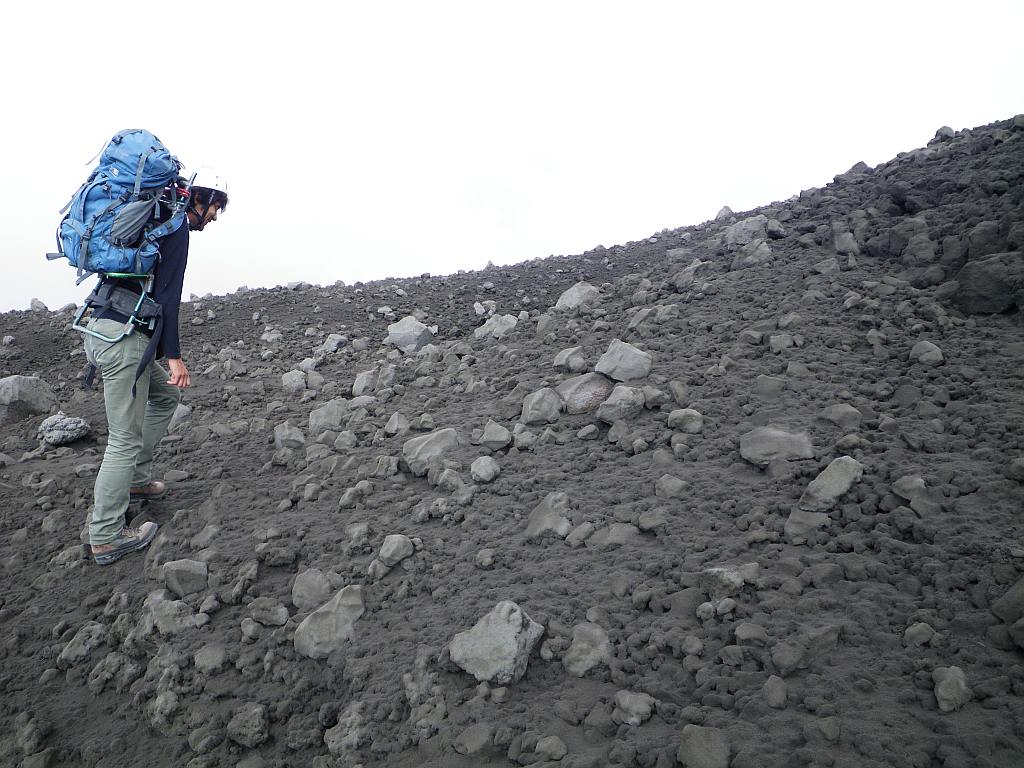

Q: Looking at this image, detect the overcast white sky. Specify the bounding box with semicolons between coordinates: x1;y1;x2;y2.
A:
1;1;1021;313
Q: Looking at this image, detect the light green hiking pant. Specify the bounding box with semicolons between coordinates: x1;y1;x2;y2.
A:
81;318;180;545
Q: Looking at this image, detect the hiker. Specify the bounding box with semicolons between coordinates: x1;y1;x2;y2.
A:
79;167;229;565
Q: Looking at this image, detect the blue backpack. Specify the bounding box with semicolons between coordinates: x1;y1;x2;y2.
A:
47;129;188;284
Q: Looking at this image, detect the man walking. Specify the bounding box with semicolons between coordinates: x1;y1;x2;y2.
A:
82;169;228;565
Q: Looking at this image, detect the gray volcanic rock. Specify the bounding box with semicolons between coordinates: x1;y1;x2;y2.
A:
563;622;612;677
739;427;814;467
448;601;544;685
731;239;773;270
555;372;615;414
595;339;652;381
525;491;572;540
386;315;434;353
723;215;767;247
932;667;972;712
293;585;365;659
402;428;459;475
37;411;90;445
163;559;209;598
554;281;601;310
677;724;730;768
798;456;864;512
474;314;517;340
0;375;55;425
953;251;1024;313
521;388;564;425
595;385;646;424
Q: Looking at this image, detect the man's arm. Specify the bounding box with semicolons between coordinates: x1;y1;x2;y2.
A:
152;223;190;384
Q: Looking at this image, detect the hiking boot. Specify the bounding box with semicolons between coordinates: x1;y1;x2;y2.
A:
91;522;159;566
129;480;167;500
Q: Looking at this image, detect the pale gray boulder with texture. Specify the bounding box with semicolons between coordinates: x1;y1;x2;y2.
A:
352;369;378;396
784;508;830;544
933;667;972;712
386;315;434;353
294;585;365;659
668;408;703;433
57;622;107;669
612;690;657;726
677;724;731;768
731;239;773;270
280;369;306;395
292;569;334;612
448;600;544;685
739;427;814;467
471;456;500;483
595;339;652;381
309;399;348;435
521;387;564;425
480;419;512;451
555;372;615;415
474;314;517;340
553;346;588;372
820;404;862;430
37;411;90;445
227;703;268;748
402;428;460;476
554;281;601;310
163;559;209;598
0;375;56;425
723;214;767;247
596;385;646;424
525;491;572;540
379;534;415;567
672;258;714;291
909;340;944;366
563;622;612;677
274;421;306;450
799;456;864;512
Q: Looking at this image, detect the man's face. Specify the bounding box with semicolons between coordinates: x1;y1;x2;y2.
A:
190;200;223;231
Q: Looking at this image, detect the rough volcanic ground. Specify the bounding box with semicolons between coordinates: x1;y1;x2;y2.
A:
1;116;1023;768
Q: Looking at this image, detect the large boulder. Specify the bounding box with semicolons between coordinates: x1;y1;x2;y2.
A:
521;388;564;425
386;316;434;353
294;585;365;659
595;339;653;381
562;622;612;677
0;375;56;425
448;601;544;685
309;398;349;435
739;427;814;467
163;559;209;598
402;428;460;475
525;491;572;540
672;258;713;290
555;373;615;414
554;281;601;310
798;456;864;512
480;419;512;451
474;314;518;340
730;239;773;270
676;724;730;768
723;215;768;247
596;385;646;424
952;252;1024;314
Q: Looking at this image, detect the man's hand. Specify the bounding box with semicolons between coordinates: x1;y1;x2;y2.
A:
167;358;191;388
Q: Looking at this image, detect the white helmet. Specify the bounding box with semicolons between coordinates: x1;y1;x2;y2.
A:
187;166;228;200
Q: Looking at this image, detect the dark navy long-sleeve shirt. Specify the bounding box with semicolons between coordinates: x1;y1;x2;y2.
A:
96;220;189;359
